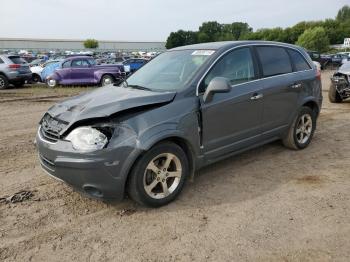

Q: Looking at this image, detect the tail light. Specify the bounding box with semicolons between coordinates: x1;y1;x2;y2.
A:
8;64;21;70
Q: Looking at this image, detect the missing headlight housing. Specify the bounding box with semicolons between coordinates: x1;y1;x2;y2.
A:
65;126;109;152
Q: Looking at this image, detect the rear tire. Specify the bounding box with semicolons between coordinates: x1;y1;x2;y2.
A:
127;142;189;207
0;75;9;89
283;106;316;150
328;84;343;103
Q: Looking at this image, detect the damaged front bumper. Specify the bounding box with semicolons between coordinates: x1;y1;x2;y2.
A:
35;127;142;200
331;76;350;99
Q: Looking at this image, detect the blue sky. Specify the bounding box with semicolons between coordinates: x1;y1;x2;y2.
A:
1;0;349;41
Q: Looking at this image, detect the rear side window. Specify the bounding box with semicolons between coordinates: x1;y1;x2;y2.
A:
8;56;27;64
256;46;292;77
287;49;311;72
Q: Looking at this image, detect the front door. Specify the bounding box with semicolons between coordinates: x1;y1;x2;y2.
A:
70;58;93;84
199;47;264;160
55;60;72;84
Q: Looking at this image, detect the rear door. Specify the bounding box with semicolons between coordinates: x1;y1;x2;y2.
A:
255;46;300;137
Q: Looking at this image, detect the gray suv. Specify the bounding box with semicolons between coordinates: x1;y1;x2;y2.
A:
0;54;32;89
36;41;322;207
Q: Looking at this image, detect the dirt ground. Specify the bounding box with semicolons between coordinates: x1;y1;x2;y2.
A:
0;71;349;262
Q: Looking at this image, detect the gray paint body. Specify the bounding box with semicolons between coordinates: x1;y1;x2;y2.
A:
36;41;322;200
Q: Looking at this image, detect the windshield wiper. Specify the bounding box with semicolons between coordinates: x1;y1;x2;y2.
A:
127;85;152;91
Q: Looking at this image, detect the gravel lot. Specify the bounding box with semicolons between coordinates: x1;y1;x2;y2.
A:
0;71;349;261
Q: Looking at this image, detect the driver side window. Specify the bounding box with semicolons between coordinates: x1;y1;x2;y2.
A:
200;48;255;93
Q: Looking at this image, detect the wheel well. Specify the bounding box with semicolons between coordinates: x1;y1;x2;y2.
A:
124;136;196;197
0;72;7;78
164;137;195;176
101;74;115;81
303;101;319;117
32;73;41;79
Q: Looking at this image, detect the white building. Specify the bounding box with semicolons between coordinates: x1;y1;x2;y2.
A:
0;38;166;52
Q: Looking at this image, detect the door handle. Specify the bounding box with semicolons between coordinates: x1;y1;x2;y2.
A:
250;93;263;101
290;83;302;89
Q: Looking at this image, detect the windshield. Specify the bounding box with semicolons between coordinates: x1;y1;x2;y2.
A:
125;50;215;91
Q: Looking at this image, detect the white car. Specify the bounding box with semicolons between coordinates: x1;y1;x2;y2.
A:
30;60;60;83
313;61;321;71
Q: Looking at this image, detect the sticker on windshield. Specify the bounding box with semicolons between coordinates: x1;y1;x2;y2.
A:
191;50;215;56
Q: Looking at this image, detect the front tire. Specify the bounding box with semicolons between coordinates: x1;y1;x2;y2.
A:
127;142;189;207
283;106;316;150
328;84;343;103
47;79;57;88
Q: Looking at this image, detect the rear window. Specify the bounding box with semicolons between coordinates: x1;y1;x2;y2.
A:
0;58;3;64
8;56;27;64
256;46;292;77
287;49;311;72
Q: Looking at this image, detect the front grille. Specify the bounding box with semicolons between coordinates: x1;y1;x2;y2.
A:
40;114;68;143
40;127;59;142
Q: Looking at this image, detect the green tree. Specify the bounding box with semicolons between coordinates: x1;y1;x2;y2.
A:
84;39;99;49
222;22;252;40
336;5;350;22
296;27;330;52
165;30;198;49
198;21;223;42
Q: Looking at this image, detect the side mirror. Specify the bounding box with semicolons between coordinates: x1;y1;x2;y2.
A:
203;77;231;103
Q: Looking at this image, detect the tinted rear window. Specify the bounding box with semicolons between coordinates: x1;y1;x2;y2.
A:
256;46;292;77
8;56;27;64
288;49;311;72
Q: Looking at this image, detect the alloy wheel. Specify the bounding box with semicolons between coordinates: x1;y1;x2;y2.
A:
296;114;313;144
47;79;56;87
143;153;182;199
102;76;113;86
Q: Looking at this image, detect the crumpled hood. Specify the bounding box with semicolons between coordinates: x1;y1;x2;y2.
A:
47;85;176;130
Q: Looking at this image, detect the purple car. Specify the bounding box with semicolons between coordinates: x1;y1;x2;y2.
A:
46;56;126;87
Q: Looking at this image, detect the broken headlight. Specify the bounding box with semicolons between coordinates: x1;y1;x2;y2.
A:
66;126;108;152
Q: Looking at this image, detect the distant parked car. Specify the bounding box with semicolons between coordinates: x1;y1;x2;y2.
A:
307;51;330;69
29;59;45;68
329;62;350;103
331;54;344;67
313;61;321;71
30;60;61;83
0;55;32;89
46;56;126;87
123;58;148;72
